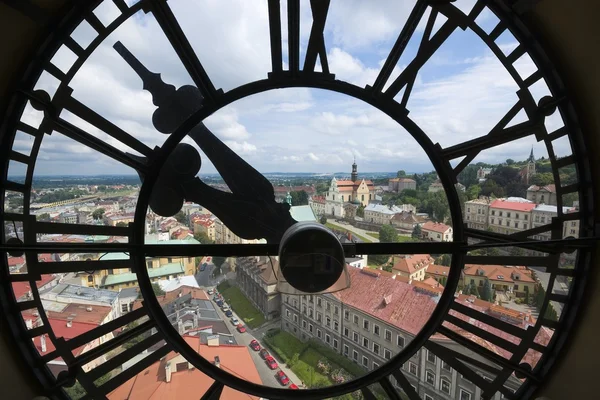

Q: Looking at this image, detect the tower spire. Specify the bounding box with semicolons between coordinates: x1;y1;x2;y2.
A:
528;146;535;163
351;159;358;182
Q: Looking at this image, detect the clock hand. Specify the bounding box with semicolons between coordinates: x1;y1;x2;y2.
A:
113;41;275;203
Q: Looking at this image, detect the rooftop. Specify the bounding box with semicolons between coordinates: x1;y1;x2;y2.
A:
527;184;557;193
490;199;537;212
289;205;317;222
533;204;571;213
463;264;536;283
12;274;55;299
158;276;201;292
365;203;404;215
102;263;185;287
392;254;435;274
421;221;452;233
427;265;450;277
46;302;112;325
44;283;118;304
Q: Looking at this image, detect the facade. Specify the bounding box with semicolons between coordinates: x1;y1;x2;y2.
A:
462;264;536;297
324;162;375;217
281;267;531;400
391;254;435;281
214;218;261;245
531;204;572;240
388;178;416;193
235;256;281;320
477;167;492;183
40;283;121;319
488;199;536;234
59;212;78;224
518;148;537;184
273;185;316;202
421;221;453;242
391;211;424;230
364;203;404;225
526;184;557;205
428;182;444;193
192;214;216;241
426;265;450;283
308;195;326;216
464;198;491;230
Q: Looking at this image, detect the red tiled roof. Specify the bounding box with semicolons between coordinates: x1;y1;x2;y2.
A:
47;303;112;325
490;199;536;212
7;256;25;266
527;184;556;193
427;265;450;277
12;274;55;300
421;221;452;233
411;279;444;296
33;318;101;357
108;336;261;400
392;254;434;274
333;267;438;335
463;264;536;283
310;195;326;204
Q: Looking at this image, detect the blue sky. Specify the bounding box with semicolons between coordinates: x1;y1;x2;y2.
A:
13;0;568;178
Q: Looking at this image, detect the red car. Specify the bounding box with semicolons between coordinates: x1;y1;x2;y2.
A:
249;340;261;351
265;355;278;369
276;370;289;386
259;349;270;359
236;324;246;333
289;383;299;390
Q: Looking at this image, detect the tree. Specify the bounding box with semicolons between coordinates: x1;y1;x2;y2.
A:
457;165;479;187
65;373;112;399
465;184;481;200
439;276;448;287
481;280;493;302
116;221;128;227
411;224;422;239
436;254;452;266
37;213;50;221
469;283;479;296
152;282;165;297
290;190;309;206
356;205;365;218
320;215;328;225
92;208;105;220
506;158;515;165
429;191;450;223
382;264;393;272
212;256;227;277
396;170;406;178
174;210;187;224
379;225;398;243
194;231;213;244
531;172;554;186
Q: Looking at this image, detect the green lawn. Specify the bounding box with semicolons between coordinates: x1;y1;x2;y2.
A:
269;331;307;360
397;235;415;242
219;286;266;329
366;232;380;239
325;222;373;243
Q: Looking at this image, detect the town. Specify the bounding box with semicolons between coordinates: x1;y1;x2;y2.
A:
4;150;575;400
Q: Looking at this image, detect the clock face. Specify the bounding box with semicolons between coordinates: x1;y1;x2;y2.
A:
0;1;594;399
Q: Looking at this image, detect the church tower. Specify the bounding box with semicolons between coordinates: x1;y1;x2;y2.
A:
351;158;358;183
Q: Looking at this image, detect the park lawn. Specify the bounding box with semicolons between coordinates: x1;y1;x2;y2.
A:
270;331;307;360
293;348;333;387
397;235;415;242
219;286;265;329
324;222;373;243
366;232;380;239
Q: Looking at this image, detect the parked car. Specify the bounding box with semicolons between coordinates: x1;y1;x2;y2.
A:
215;299;223;307
207;289;214;295
225;309;233;317
230;317;239;325
236;324;246;333
289;383;299;390
276;371;289;385
265;355;278;369
249;340;260;351
259;349;270;359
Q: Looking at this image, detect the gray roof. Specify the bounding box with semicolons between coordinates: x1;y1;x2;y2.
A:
533;204;571;213
117;287;139;300
47;283;118;304
365;203;403;215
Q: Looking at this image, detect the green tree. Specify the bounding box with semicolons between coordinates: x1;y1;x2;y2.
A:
290;190;309;206
436;254;452;266
212;256;227;277
531;172;554;186
92;208;105;220
439;276;448;287
429;191;450;223
64;373;112;399
466;184;481;200
506;158;515;165
481;280;493;302
174;210;187;224
152;282;165;296
396;170;407;178
382;264;393;273
320;215;328;225
411;224;422;239
37;213;51;221
356;205;365;218
194;231;213;244
457;165;479;187
379;224;398;243
116;221;128;227
123;320;144;348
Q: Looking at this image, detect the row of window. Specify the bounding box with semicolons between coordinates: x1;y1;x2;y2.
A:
490;210;529;219
490;218;528;229
345;311;405;347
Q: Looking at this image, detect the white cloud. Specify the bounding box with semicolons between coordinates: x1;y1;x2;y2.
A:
308;152;319;161
205;109;251;141
224;140;257;155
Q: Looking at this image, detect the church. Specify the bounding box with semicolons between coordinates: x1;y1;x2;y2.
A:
322;161;375;218
518;147;537;184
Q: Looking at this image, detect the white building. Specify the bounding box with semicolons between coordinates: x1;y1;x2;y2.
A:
421;221;453;242
364;204;404;225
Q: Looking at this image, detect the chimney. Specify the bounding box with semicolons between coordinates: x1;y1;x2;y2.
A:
40;334;47;353
67;320;73;328
214;356;220;368
25;319;33;330
86;306;93;312
165;364;172;383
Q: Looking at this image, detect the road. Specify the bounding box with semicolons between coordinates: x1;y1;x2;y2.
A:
326;220;380;242
209;295;301;388
530;267;569;314
195;259;215;287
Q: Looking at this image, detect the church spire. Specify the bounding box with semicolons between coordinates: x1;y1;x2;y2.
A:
527;146;535;163
351;158;358;182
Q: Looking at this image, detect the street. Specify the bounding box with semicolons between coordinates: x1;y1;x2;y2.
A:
195;259;215;287
530;267;569;315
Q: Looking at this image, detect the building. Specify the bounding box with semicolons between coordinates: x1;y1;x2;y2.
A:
324;161;375;217
107;336;262;400
104;212;135;226
364;203;404;225
235;256;281;320
12;274;57;300
289;204;317;222
117;287;138;315
388;177;416;193
531;204;572;240
526;184;557;205
391;254;435;281
421;221;453;242
308;195;326;217
281;267;531;400
428;182;444;193
191;213;216;241
40;283;121;319
464;198;491;230
488;199;536;234
518;148;537;184
59;212;78;224
426;265;450;283
214;218;261;245
391;211;425;231
102;263;185;290
273;185;316;203
462;264;536;297
477;167;492;183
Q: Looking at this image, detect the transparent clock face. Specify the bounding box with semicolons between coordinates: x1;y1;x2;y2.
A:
1;0;590;399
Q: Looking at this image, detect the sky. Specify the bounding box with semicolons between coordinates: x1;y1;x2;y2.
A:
11;0;571;178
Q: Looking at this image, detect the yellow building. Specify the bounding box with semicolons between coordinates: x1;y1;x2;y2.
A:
462;264;536;298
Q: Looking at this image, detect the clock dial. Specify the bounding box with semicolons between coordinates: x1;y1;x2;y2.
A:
0;1;595;400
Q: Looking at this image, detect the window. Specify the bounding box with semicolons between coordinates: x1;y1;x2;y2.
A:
373;324;380;336
514;284;519;291
286;310;291;318
326;316;331;327
442;361;452;371
441;379;451;394
373;361;379;370
344;310;350;320
353;332;359;342
317;329;322;338
515;213;519;219
507;212;511;218
334;305;339;315
317;298;322;307
424;395;434;400
491;218;495;224
491;210;495;215
146;261;153;269
309;309;313;318
353;315;359;324
426;370;435;385
293;299;297;308
302;306;306;314
409;362;418;375
87;275;93;283
524;223;528;229
427;350;436;363
343;327;349;337
317;312;322;322
302;320;307;329
121;303;129;313
499;211;503;217
353;350;358;361
373;343;380;355
326;301;330;311
333;339;338;349
325;334;331;344
385;329;392;341
541;216;546;223
363;337;369;348
309;324;313;333
397;335;405;348
362;356;369;367
460;389;472;400
343;345;349;356
506;220;510;226
334;321;339;330
384;348;392;360
293;314;298;323
362;194;365;201
525;215;528;220
363;319;369;330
